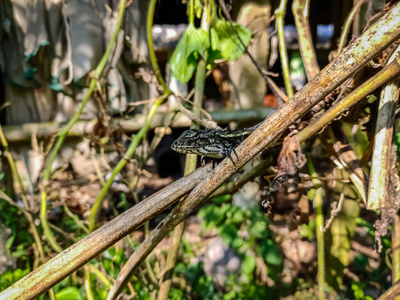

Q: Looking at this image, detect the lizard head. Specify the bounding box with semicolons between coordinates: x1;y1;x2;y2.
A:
171;129;225;158
171;129;202;154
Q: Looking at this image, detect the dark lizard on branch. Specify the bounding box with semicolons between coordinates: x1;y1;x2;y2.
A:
171;125;259;164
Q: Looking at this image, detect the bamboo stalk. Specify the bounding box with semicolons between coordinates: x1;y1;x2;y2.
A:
329;124;368;204
337;0;367;54
367;45;400;210
378;279;400;299
292;0;320;80
315;187;325;300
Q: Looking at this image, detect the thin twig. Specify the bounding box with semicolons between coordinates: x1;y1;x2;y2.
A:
337;0;367;54
323;193;345;231
175;96;219;129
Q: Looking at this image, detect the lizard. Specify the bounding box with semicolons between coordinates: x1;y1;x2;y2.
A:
171;125;259;164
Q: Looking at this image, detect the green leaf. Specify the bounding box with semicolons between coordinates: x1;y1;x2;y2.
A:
198;204;225;233
249;219;269;239
0;268;30;290
169;288;184;300
6;234;15;251
169;24;209;83
223;289;236;299
211;194;231;205
226;205;244;224
257;240;282;266
194;0;203;19
209;19;251;61
55;287;81;300
299;219;316;240
218;223;243;248
241;254;256;274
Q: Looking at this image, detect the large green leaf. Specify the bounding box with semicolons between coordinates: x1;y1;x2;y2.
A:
169;24;209;83
209;19;251;61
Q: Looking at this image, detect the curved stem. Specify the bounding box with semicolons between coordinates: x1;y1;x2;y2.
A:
306;157;325;300
337;0;366;54
190;0;194;25
147;0;171;93
275;0;294;97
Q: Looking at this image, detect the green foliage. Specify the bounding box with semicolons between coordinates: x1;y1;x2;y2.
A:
395;131;400;154
187;0;203;19
256;239;282;266
169;24;209;83
175;260;273;300
351;282;374;300
241;254;256;275
209;19;251;62
132;282;152;299
198;199;281;275
169;288;184;300
102;246;127;277
55;287;82;300
169;3;251;83
0;267;30;291
0;194;33;290
190;199;281;298
300;219;316;240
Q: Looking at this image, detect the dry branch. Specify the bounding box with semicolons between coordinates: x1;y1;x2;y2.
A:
379;279;400;300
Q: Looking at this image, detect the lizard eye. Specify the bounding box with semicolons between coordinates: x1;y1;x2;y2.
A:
184;130;198;138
